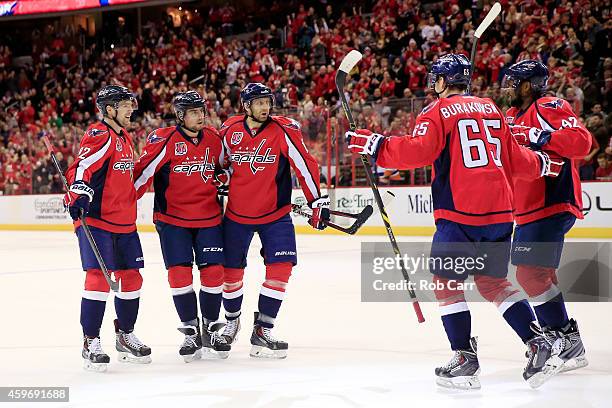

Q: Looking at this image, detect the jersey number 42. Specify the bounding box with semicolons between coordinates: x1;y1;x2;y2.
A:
457;118;502;168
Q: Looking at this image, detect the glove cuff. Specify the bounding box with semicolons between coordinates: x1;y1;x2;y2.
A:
69;181;94;202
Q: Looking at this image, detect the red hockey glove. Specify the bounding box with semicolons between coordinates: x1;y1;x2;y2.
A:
345;129;385;157
308;196;331;230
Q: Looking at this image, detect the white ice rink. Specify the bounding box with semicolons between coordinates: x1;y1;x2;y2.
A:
0;230;610;408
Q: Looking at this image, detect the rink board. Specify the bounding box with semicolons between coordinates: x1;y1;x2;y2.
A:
0;183;610;238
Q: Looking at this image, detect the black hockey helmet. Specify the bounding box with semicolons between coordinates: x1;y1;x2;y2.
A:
172;90;207;123
501;60;549;95
96;85;137;116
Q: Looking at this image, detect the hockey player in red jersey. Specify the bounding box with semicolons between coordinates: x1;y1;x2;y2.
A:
346;54;565;389
219;83;329;358
502;60;591;373
133;91;230;361
64;85;151;371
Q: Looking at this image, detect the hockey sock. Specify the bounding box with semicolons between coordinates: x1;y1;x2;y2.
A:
257;263;292;328
441;310;472;351
502;300;537;343
534;293;569;330
81;268;110;337
223;268;244;320
114;269;142;332
114;297;139;332
199;265;223;322
173;291;198;323
168;265;198;323
81;298;106;337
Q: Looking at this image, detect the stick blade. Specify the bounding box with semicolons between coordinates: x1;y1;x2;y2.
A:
474;2;501;38
338;50;363;74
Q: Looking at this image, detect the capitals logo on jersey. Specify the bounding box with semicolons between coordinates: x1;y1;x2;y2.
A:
231;131;244;145
540;99;563;109
87;128;108;137
0;2;17;17
172;147;216;182
175;142;187;156
230;139;277;175
147;132;165;144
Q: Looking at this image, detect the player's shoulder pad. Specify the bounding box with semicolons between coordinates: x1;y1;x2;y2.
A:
220;115;244;132
84;123;109;138
537;96;565;111
418;100;439;117
272;116;302;131
146;127;174;144
203;125;222;140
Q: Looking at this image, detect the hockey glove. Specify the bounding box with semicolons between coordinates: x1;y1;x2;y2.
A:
214;168;230;196
535;151;564;177
345;129;385;158
510;125;552;150
63;180;94;220
308;196;331;230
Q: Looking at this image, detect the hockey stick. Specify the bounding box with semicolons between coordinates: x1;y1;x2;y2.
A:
42;134;119;292
291;204;373;235
336;50;425;323
468;2;502;93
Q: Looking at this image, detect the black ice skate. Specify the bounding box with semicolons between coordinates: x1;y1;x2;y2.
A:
523;322;564;388
201;320;231;359
177;319;203;363
435;337;481;390
222;316;241;345
249;312;288;359
114;319;152;364
82;336;110;372
557;318;588;373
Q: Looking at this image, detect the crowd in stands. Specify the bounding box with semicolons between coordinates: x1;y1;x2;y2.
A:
0;0;611;195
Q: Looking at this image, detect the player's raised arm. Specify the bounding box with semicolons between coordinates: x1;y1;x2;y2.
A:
133;130;171;199
345;103;445;169
510;99;592;159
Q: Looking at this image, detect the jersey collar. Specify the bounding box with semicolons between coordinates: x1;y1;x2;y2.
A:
176;125;202;145
101;119;127;139
243;116;271;138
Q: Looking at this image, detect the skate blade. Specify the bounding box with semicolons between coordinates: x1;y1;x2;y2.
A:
201;347;229;360
249;345;287;359
560;355;588;373
182;349;202;363
435;375;481;390
527;355;565;389
83;359;108;373
117;352;152;364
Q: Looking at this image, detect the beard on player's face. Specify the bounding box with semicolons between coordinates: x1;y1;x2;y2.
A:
248;100;271;122
183;108;205;131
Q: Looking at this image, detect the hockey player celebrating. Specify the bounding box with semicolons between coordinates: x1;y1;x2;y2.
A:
346;54;565;389
502;60;591;372
64;85;151;371
133;91;231;361
219;82;329;358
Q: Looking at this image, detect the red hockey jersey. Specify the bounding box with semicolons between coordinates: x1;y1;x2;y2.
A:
506;97;592;224
65;121;137;233
376;94;543;226
220;115;321;224
133;126;225;228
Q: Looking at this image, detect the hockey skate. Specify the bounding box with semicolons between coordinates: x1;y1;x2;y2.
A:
114;319;152;364
201;320;231;359
523;323;564;388
82;336;110;372
557;319;588;373
177;319;203;363
249;312;288;359
222;316;241;345
435;337;481;390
